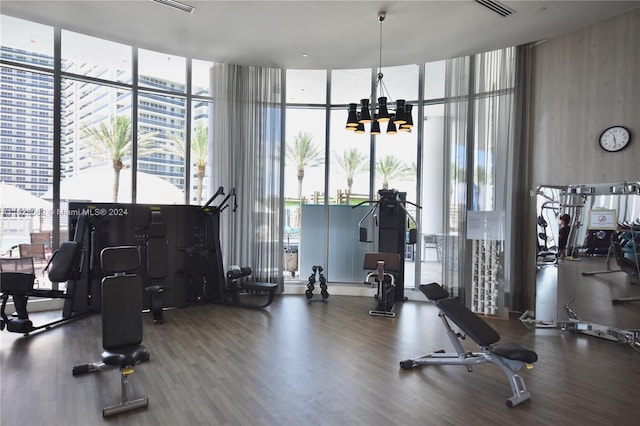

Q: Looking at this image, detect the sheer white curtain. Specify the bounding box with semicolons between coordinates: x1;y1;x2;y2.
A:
211;63;283;286
442;56;470;298
443;47;517;306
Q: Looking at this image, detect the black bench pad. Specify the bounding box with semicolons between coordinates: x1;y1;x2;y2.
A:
436;297;501;347
420;283;450;301
242;282;277;291
227;267;253;280
492;342;538;363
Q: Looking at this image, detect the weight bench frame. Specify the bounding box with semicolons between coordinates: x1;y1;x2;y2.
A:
400;283;538;407
519;304;640;352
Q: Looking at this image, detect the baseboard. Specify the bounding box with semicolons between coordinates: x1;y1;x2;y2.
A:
284;282;425;299
4;298;65;315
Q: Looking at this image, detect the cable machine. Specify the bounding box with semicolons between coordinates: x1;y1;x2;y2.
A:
353;189;421;313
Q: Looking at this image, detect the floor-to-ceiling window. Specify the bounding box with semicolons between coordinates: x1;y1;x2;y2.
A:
421;60;448;287
1;13;518;305
371;64;419;288
284;69;326;280
441;48;516;308
190;58;214;205
1;16;54;254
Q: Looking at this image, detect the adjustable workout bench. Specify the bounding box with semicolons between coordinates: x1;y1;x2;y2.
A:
400;283;538;407
72;246;149;417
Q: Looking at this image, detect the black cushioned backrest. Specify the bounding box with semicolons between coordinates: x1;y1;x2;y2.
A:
47;241;79;283
419;283;449;301
102;274;143;350
146;211;168;279
363;252;401;272
100;246;143;350
101;246;140;274
437;297;501;347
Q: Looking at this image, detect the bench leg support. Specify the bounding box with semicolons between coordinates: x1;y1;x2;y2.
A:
103;367;148;417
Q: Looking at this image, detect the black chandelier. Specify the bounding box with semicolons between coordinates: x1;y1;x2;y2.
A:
346;11;414;135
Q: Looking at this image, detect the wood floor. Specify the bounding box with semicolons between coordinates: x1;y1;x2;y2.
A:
1;260;639;426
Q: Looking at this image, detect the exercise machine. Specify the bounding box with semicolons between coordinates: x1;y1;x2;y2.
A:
0;212;96;335
582;227;640;286
353;189;421;308
140;208;171;323
304;265;329;303
72;246;150;417
519;303;640;352
363;252;400;317
225;265;277;308
201;188;277;308
400;283;538;407
67;186;277;312
535;199;560;266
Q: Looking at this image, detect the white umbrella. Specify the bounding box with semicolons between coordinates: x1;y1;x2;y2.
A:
1;183;52;253
42;166;185;204
0;182;51;209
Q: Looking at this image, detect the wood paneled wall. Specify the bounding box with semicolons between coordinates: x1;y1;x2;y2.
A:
531;8;640;187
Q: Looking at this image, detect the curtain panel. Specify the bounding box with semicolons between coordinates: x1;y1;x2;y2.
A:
211;63;283;286
443;47;518;310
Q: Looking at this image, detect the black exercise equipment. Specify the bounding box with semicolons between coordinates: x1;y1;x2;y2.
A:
582;229;640;288
67;186;277;312
203;188;277;308
363;252;400;317
0;213;95;335
535;206;558;265
225;266;277;308
72;246;150;417
353;189;421;306
583;229;615;256
400;283;538;407
304;265;329;303
142;209;171;323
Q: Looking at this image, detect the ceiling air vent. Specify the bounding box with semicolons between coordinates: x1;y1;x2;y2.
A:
474;0;514;17
150;0;195;14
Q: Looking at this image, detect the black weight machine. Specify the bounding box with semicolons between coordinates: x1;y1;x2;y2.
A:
197;187;277;308
353;189;420;316
536;199;560;266
68;186;276;313
304;265;329;303
0;212;97;335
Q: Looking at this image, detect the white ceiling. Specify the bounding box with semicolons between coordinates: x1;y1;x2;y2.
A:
2;1;639;69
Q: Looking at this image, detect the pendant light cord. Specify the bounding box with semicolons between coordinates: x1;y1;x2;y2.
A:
377;12;390;102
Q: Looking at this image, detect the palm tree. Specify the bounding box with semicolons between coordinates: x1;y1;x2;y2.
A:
335;148;368;203
285;131;324;203
376;155;409;190
166;123;210;204
82;116;158;202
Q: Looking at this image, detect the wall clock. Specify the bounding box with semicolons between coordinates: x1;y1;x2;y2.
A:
599;125;631;152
